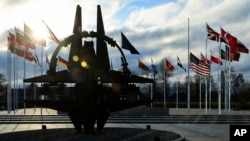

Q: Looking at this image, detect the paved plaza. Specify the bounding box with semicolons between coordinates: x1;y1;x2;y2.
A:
1;107;250;141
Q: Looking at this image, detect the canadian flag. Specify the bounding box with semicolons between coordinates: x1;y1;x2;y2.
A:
210;50;223;65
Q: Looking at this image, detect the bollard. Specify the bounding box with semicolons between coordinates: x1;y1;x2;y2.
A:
154;136;160;141
42;125;47;130
146;125;151;130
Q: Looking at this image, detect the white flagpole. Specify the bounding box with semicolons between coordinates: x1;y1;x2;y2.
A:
150;59;154;108
224;46;228;113
16;53;19;111
23;49;26;114
199;76;201;110
228;48;231;113
209;73;212;111
13;41;16;114
41;46;43;116
34;53;37;109
164;70;166;108
7;39;12;113
187;18;190;114
218;42;222;114
176;58;179;109
205;25;208;114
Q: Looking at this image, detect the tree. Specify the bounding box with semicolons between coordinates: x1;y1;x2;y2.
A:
0;74;6;96
158;58;174;99
231;73;244;97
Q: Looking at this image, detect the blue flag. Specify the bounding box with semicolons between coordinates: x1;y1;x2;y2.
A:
121;32;140;54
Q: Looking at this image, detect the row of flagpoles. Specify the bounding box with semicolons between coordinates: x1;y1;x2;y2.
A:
136;20;248;114
6;21;63;113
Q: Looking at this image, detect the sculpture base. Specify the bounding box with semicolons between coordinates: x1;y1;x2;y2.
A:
0;127;182;141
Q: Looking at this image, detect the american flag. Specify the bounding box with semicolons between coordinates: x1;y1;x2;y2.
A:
190;52;210;77
207;23;220;42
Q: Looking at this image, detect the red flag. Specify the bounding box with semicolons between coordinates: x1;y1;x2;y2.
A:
8;32;15;49
220;27;237;53
165;59;174;71
210;50;223;65
43;20;61;45
200;53;211;65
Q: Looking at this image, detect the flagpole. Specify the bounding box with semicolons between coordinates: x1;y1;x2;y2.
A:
199;76;201;110
209;73;212;111
7;40;12;113
41;46;43;109
176;58;179;109
34;52;37;109
16;53;19;111
164;70;166;108
187;18;190;114
150;59;155;108
224;46;228;113
218;42;222;114
150;60;152;107
205;25;208;114
228;48;231;113
23;49;26;114
13;41;16;114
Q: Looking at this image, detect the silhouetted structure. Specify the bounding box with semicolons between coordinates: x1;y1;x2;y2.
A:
24;5;153;133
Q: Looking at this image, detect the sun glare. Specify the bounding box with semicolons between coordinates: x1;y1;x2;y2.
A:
32;23;49;40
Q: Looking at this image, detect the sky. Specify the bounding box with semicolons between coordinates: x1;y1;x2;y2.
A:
0;0;250;85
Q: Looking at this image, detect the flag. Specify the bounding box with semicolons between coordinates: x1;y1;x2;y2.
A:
58;56;68;68
237;40;249;53
110;59;113;70
35;54;41;67
151;58;157;73
15;27;34;50
121;32;140;54
190;52;210;77
9;44;25;57
220;49;228;61
42;20;61;45
200;53;211;65
220;27;237;53
233;52;240;61
206;23;220;42
138;59;149;71
210;50;223;65
46;53;50;64
25;51;37;63
8;34;36;63
177;56;186;72
165;59;174;72
24;23;46;47
8;32;15;49
223;46;240;61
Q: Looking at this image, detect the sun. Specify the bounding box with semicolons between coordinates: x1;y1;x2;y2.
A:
32;23;49;40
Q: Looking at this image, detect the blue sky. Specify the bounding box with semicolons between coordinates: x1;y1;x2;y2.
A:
0;0;250;85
